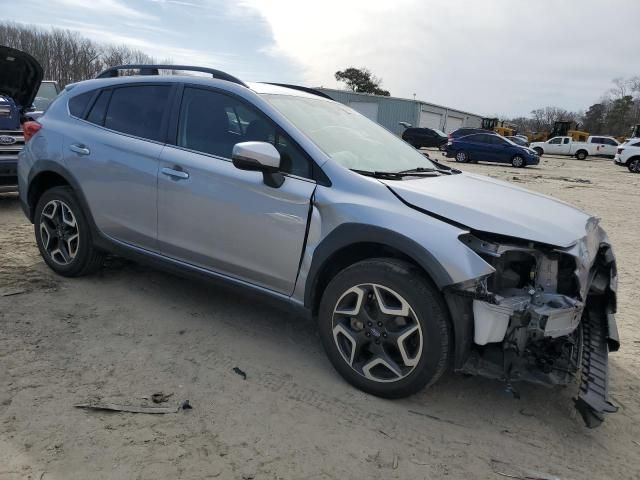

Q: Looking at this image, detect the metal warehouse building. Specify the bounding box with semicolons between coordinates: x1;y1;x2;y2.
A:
317;88;483;136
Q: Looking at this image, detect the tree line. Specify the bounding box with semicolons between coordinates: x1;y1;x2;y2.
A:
504;77;640;137
0;22;170;88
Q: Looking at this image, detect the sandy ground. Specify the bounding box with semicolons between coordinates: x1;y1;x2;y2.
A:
1;154;639;480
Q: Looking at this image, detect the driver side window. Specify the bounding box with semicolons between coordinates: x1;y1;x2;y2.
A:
548;138;561;144
177;87;313;179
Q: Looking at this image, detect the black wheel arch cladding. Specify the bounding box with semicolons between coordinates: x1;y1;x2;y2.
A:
304;223;453;311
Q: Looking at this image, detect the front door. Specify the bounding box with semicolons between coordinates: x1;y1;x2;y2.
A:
157;86;316;295
545;137;563;154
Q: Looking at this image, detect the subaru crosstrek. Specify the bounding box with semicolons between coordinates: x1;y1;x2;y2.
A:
18;65;620;427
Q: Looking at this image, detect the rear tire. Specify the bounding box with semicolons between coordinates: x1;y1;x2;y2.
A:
455;151;469;163
318;259;450;398
576;150;588;160
628;158;640;173
34;186;105;277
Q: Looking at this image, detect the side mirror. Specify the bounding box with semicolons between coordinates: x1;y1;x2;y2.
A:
232;141;284;188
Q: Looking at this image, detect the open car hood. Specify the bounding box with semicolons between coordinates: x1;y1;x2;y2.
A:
0;45;43;111
381;172;593;248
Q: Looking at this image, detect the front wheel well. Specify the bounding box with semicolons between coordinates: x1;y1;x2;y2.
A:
309;242;429;316
27;171;70;221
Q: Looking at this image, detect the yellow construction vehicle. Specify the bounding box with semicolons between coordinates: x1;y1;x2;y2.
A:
482;117;516;137
528;121;589;143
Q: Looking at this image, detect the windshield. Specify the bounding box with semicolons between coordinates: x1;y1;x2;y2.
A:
262;94;436;172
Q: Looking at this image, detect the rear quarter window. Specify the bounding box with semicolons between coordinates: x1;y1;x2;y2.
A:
68;91;95;118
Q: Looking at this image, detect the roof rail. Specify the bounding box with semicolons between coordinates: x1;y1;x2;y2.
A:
261;83;333;100
96;64;247;87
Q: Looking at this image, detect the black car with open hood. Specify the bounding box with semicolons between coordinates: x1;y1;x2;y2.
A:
0;45;43;113
0;45;44;188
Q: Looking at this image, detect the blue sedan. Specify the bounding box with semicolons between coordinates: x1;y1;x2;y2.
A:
445;133;540;167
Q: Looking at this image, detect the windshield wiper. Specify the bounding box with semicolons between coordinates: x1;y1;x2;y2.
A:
399;166;459;175
351;169;441;179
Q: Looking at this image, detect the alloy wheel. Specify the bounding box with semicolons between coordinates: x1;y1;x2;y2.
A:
39;199;80;265
630;159;640;173
512;156;524;167
331;284;423;383
455;152;467;162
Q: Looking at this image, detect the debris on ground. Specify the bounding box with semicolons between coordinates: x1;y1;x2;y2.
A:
392;455;398;470
490;459;561;480
74;401;179;414
181;400;193;410
151;392;173;404
1;288;26;297
233;367;247;380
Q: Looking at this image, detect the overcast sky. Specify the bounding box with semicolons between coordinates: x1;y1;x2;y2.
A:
6;0;640;116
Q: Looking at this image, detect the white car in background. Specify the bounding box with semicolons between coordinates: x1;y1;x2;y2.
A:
530;135;619;160
614;139;640;173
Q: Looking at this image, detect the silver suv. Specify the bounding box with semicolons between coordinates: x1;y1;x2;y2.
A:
18;65;620;427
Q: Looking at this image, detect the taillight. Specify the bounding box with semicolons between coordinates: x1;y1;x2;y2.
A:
617;148;624;154
23;121;42;143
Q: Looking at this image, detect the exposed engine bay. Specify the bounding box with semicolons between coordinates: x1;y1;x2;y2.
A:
450;218;619;427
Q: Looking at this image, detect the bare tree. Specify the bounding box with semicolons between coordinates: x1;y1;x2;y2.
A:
0;22;160;88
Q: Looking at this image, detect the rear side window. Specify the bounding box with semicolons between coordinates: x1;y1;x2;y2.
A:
602;138;617;146
631;141;640;147
86;90;111;125
104;85;171;142
463;134;481;142
68;91;94;118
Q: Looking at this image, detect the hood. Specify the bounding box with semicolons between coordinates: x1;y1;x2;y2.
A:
382;173;593;248
0;45;43;111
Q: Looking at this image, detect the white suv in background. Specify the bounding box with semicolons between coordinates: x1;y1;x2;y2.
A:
614;139;640;173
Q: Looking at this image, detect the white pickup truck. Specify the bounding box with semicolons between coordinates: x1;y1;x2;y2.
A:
530;136;619;160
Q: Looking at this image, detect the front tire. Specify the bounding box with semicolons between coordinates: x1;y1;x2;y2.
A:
318;259;450;398
628;158;640;173
511;155;526;168
34;186;105;277
533;147;543;156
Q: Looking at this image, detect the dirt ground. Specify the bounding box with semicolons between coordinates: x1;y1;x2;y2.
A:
1;154;639;480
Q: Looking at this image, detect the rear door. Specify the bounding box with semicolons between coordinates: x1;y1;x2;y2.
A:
64;83;174;250
157;86;316;295
464;134;492;161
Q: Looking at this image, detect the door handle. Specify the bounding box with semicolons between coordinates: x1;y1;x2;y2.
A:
69;144;90;155
161;167;189;180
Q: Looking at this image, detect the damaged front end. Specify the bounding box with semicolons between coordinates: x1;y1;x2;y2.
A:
450;218;619;428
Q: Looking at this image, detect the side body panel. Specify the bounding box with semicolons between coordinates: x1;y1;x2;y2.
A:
157;145;316;295
63;117;162;250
